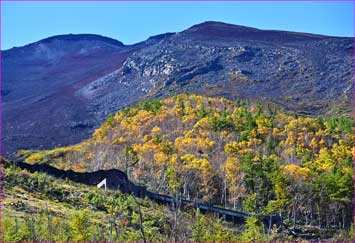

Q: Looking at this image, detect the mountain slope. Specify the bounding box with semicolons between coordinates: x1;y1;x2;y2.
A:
3;21;353;156
2;33;172;155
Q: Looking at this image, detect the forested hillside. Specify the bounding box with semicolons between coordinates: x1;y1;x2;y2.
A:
2;160;353;242
17;94;354;242
1;162;252;242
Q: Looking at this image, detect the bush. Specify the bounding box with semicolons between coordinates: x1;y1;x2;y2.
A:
138;99;162;113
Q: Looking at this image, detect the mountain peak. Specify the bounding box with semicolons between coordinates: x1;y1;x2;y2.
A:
36;34;125;47
183;21;328;42
188;21;256;30
185;21;260;34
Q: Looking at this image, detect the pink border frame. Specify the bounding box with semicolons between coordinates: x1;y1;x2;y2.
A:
0;0;354;243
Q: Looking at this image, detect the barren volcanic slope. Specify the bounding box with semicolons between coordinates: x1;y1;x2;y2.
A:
2;33;173;155
2;21;353;156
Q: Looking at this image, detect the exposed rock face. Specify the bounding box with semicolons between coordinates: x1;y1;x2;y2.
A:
2;22;353;156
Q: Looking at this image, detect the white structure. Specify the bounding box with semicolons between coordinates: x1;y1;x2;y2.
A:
97;178;107;190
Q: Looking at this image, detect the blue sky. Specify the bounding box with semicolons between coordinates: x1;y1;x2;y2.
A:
2;1;354;50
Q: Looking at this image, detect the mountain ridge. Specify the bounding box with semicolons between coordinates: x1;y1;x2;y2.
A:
4;21;353;51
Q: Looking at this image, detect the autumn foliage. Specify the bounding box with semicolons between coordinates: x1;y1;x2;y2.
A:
23;94;354;229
